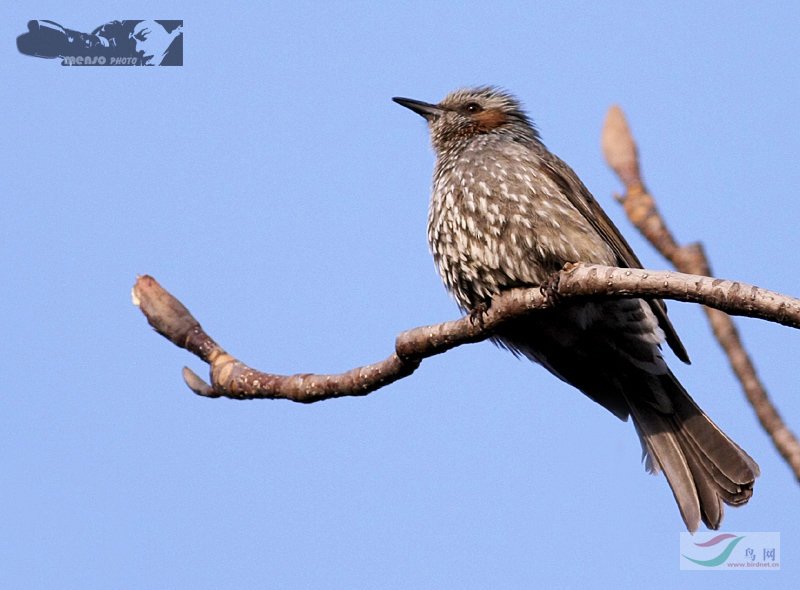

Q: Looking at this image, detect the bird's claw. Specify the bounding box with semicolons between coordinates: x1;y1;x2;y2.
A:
540;272;562;303
469;301;490;328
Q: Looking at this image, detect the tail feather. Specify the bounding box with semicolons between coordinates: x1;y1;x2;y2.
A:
624;373;758;531
664;374;760;484
680;428;746;498
627;400;702;530
679;436;723;527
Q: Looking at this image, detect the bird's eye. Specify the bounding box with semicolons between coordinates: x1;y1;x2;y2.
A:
463;102;483;114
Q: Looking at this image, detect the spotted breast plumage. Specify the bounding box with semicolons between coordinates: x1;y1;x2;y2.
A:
394;86;758;531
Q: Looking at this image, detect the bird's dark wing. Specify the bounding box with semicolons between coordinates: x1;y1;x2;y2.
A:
540;155;691;364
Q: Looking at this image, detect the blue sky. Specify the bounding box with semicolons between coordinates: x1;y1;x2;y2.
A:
3;2;799;587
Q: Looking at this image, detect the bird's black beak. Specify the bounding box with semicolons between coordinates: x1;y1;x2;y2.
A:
392;97;444;121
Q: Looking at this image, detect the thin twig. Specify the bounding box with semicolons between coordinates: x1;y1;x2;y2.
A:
602;105;800;479
133;266;800;403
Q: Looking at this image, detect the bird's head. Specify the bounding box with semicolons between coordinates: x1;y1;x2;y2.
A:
393;86;538;155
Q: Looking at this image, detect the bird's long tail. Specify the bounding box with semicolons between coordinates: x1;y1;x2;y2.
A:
624;374;759;532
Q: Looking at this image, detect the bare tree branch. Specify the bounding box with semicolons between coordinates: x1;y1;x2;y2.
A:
602;105;800;480
133;266;800;405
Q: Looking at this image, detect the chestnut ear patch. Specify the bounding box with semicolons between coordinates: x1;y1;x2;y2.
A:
472;108;508;131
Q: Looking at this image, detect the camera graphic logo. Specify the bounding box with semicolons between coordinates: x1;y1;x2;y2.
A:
17;20;183;66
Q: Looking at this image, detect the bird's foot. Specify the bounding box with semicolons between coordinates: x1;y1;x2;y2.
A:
540;271;562;304
469;301;490;328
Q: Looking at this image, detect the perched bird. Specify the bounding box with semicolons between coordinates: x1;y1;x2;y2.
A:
393;86;758;531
